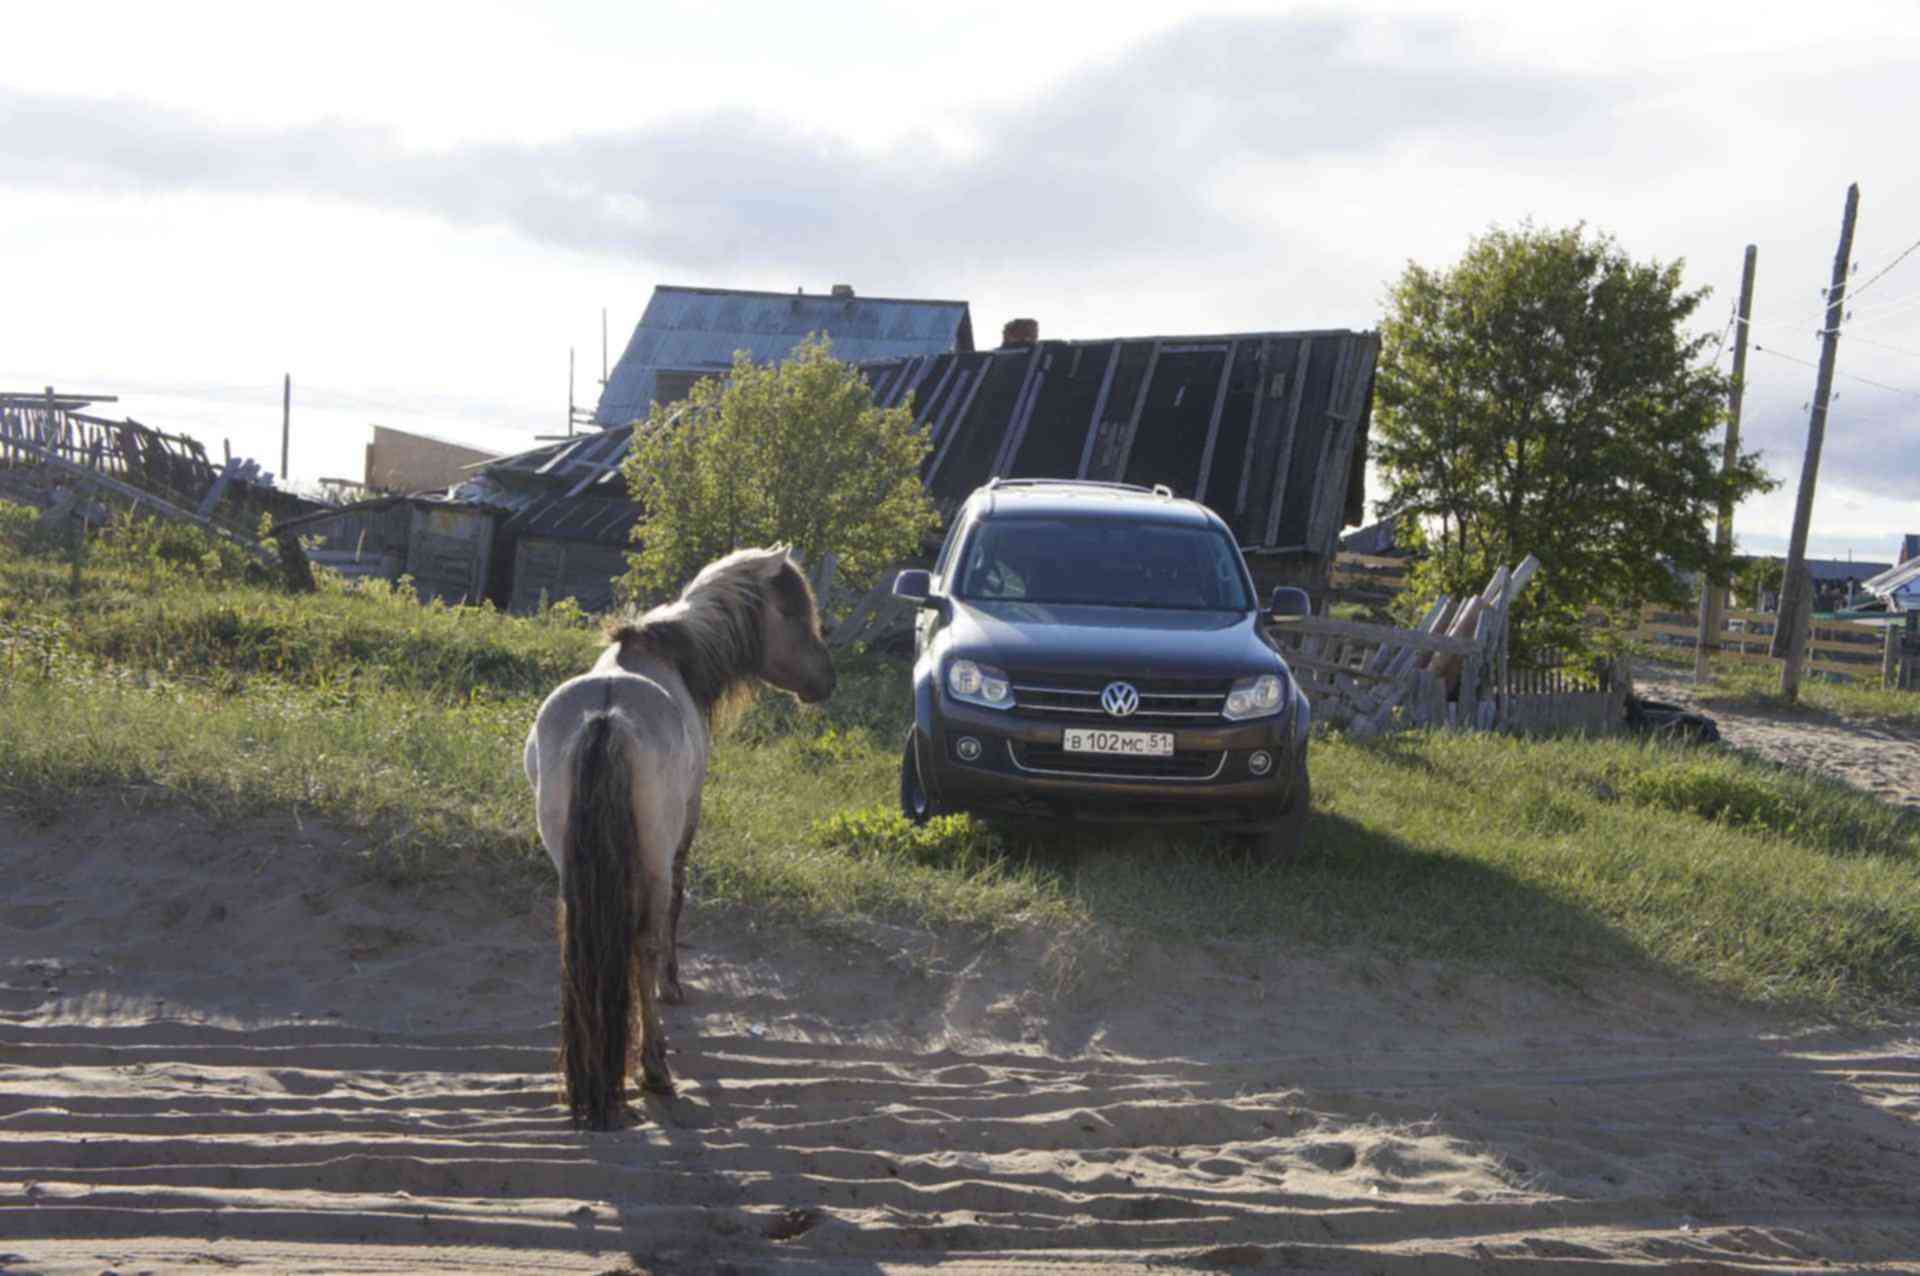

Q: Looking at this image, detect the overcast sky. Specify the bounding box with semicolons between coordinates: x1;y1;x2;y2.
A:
3;0;1916;561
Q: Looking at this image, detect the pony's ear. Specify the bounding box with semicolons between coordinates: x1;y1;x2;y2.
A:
769;557;815;619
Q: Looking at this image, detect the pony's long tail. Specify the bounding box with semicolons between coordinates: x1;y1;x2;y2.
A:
558;709;642;1130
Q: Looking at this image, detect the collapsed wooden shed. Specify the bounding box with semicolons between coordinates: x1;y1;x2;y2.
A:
859;327;1379;586
275;496;498;606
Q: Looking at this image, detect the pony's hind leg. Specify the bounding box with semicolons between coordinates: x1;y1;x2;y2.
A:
661;829;694;1005
636;871;675;1094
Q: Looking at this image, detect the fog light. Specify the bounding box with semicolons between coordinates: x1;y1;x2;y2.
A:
956;736;983;762
1248;750;1274;777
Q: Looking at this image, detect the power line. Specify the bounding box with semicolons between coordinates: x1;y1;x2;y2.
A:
1751;343;1920;400
1842;233;1920;303
1843;332;1920;362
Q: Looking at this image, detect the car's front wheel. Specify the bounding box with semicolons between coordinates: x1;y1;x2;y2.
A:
900;730;938;825
1240;756;1310;862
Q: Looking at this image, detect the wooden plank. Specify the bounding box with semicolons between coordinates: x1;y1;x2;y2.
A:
1456;649;1482;730
1280;615;1481;657
1261;339;1314;546
1305;338;1358;552
1231;338;1271;516
1107;341;1163;483
1334;551;1411;571
1284;652;1399;683
1363;595;1446;677
913;358;961;430
1074;342;1123;479
989;345;1047;477
1192;338;1239;504
924;361;993;489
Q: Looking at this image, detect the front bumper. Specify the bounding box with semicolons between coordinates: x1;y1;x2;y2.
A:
916;699;1303;826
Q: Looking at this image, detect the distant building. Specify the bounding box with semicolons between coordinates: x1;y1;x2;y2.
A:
594;284;974;426
1863;532;1920;613
364;425;499;494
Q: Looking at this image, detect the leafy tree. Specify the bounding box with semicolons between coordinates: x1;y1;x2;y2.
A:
619;334;940;601
1373;223;1774;654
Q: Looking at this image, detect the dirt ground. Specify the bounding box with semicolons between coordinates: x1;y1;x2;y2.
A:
3;790;1919;1274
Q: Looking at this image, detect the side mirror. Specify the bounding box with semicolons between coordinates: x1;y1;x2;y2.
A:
892;569;937;607
1269;586;1311;621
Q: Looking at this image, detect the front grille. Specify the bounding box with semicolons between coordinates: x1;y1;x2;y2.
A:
1010;741;1227;780
1006;669;1229;727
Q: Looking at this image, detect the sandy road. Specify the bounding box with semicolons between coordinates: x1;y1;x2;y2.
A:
3;802;1919;1273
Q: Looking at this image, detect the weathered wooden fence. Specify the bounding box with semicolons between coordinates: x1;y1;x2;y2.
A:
1622;604;1890;684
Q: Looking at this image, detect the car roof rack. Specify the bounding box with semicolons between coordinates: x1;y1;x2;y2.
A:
984;477;1166;495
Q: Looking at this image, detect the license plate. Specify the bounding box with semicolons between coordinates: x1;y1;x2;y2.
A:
1063;727;1174;757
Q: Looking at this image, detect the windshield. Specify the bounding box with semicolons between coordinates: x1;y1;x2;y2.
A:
955;516;1254;611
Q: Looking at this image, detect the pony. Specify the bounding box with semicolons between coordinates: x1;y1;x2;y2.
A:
523;546;834;1128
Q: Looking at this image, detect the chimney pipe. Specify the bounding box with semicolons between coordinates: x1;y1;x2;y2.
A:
831;284;855;298
1001;317;1039;347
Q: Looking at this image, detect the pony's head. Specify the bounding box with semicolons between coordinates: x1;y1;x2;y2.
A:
608;546;836;711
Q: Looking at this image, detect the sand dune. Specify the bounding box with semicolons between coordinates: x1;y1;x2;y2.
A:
3;798;1919;1273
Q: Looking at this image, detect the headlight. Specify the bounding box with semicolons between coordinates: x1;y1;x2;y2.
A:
947;659;1014;710
1223;673;1285;721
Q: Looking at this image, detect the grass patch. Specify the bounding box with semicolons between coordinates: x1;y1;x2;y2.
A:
4;500;1919;1017
1700;657;1920;730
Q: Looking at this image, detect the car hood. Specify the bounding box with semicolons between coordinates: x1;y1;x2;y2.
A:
945;599;1284;680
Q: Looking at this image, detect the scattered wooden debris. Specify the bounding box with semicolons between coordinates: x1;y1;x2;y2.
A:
1268;556;1570;735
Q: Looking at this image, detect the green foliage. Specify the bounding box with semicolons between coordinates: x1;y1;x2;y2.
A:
619;335;940;601
1733;554;1784;608
1374;223;1775;656
810;806;1006;871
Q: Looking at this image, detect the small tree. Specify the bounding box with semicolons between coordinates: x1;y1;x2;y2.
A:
619;334;940;602
1374;223;1775;654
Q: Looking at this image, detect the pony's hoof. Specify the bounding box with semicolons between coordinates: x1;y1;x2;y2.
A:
661;977;688;1006
642;1072;677;1096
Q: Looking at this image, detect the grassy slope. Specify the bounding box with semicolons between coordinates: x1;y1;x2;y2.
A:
3;503;1917;1017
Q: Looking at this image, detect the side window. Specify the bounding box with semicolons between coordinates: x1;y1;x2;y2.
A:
933;513;969;587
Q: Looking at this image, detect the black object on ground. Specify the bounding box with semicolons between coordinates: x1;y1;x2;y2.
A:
1625;697;1721;745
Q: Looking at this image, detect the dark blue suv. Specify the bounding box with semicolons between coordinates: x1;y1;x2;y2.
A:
893;479;1312;858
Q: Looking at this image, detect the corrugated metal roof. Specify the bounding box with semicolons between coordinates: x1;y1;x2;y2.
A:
594;285;974;426
1863;555;1920;601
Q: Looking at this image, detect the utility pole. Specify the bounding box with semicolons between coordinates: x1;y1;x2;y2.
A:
568;347;575;438
280;373;291;483
1772;183;1859;701
601;307;609;386
1695;244;1758;679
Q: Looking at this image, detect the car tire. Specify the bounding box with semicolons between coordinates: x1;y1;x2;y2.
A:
900;730;938;826
1241;758;1310;862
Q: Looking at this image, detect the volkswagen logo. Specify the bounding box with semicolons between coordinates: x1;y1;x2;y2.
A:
1101;681;1140;718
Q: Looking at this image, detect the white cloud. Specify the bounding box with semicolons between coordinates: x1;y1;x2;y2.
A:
0;1;1914;554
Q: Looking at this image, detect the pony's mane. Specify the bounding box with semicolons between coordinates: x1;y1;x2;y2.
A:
604;546;816;715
